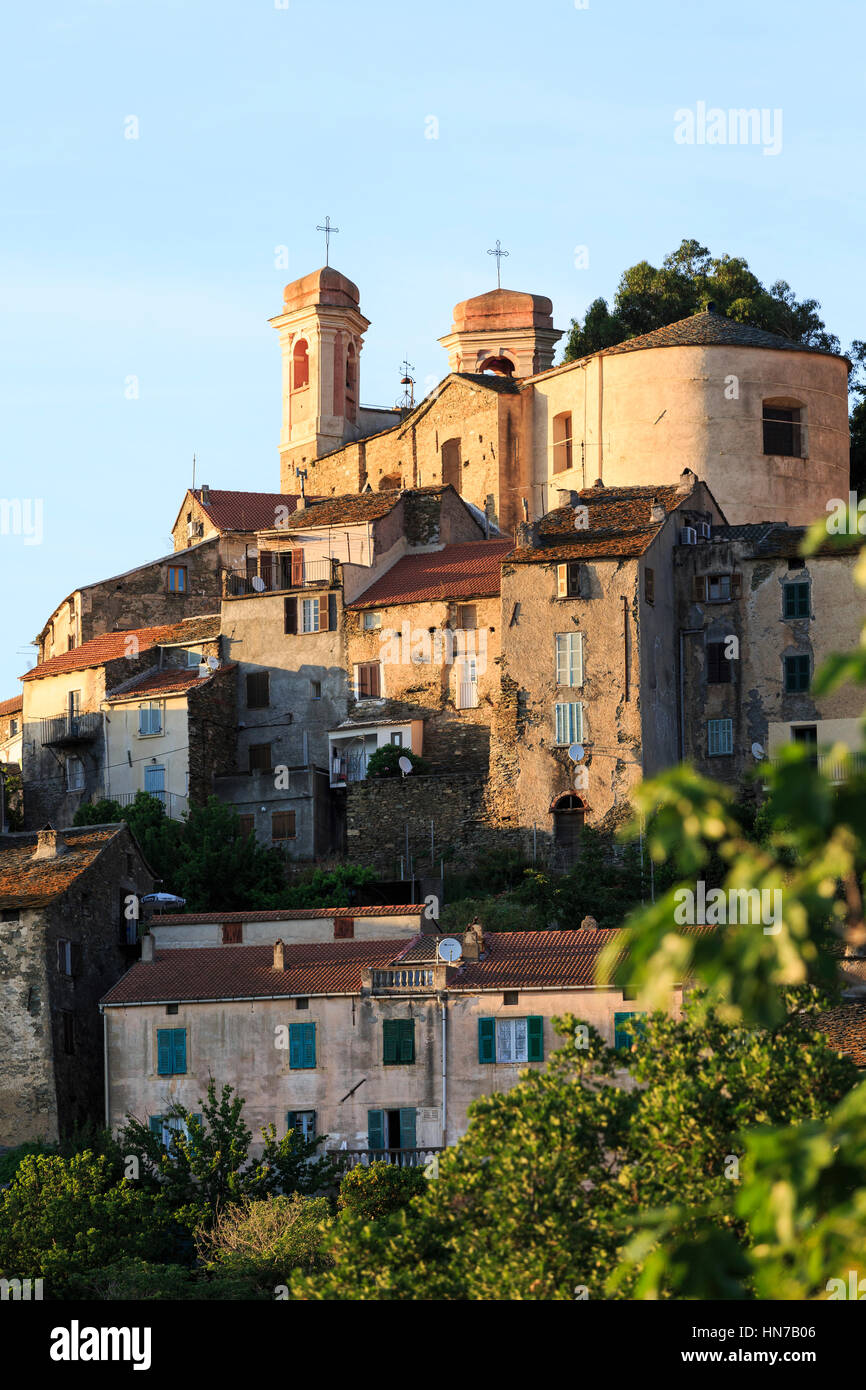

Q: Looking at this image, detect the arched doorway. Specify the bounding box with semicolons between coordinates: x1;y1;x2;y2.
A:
441;437;461;490
477;354;515;377
550;792;587;860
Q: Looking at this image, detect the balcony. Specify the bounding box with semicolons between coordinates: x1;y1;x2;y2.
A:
222;557;338;598
770;750;866;783
112;789;188;821
337;1148;442;1170
40;711;102;745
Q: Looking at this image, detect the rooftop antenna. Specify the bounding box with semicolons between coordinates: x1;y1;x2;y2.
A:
191;452;196;490
487;238;509;289
316;215;339;266
295;465;308;501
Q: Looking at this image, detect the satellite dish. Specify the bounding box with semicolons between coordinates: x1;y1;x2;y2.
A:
398;755;413;776
568;743;585;762
251;576;266;592
751;742;765;761
206;656;218;669
437;937;463;963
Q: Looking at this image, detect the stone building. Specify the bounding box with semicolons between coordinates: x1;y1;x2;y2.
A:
169;487;312;560
491;476;724;859
0;695;23;767
19;616;221;829
34;540;222;664
271;262;849;530
101;925;674;1154
676;523;864;783
0;823;153;1146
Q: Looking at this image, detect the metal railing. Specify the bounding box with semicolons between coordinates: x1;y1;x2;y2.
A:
39;711;102;744
112;789;189;820
770;750;866;783
222;557;338;597
457;681;479;709
338;1148;442;1169
330;749;368;785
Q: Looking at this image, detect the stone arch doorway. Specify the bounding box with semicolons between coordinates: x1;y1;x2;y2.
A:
550;792;587;861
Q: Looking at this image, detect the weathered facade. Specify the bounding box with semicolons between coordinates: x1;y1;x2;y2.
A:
0;824;153;1146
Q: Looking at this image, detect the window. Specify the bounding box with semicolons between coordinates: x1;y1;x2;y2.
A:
310;680;322;699
246;671;270;709
363;611;381;630
237;814;255;841
368;1107;416;1152
503;991;519;1006
57;939;80;975
555;701;583;745
556;562;582;598
9;718;18;736
614;1012;647;1050
783;582;810;619
334;916;354;938
272;810;296;841
457;604;477;631
707;574;731;602
285;595;336;635
69;690;81;718
355;662;381;699
784;654;811;693
552;411;573;473
302;597;321;632
287;1110;316;1141
478;1016;544;1064
165;1003;179;1015
555;632;583;687
441;437;461;491
167;566;187;593
763;405;802;457
139;702;162;736
456;656;478;709
186;648;202;667
67;635;76;651
292;339;309;391
295;998;309;1010
157;1028;187;1076
383;1019;415;1065
706;640;732;684
289;1022;316;1069
61;1010;75;1055
707;718;733;756
390;732;403;747
149;1113;202;1148
644;567;655;605
248;743;272;773
792;725;818;762
221;922;243;944
66;756;85;790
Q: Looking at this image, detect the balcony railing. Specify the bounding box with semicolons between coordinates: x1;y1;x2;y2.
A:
40;711;102;745
222;557;338;597
337;1148;442;1169
457;681;479;710
770;750;866;783
112;789;188;821
330;749;368;786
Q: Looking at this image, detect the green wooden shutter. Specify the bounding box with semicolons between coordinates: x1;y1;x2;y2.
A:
478;1017;496;1063
399;1108;416;1150
399;1019;415;1064
383;1020;399;1064
289;1023;315;1069
527;1016;544;1062
157;1030;172;1075
286;1111;297;1134
172;1029;187;1074
303;1023;316;1068
615;1012;646;1050
368;1109;385;1150
149;1115;163;1136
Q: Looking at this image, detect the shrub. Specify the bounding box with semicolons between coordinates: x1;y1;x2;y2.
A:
337;1162;429;1221
195;1194;332;1288
365;745;429;778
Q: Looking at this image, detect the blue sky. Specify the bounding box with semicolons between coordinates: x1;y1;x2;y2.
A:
1;0;862;694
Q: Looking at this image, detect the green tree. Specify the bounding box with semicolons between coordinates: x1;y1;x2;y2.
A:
337;1161;428;1221
364;744;429;778
195;1194;332;1289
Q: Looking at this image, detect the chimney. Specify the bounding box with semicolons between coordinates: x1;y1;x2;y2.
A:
462;920;484;960
295;495;306;510
676;467;696;496
200;484;211;507
650;499;666;524
516;519;541;549
273;939;286;970
32;828;67;861
557;489;579;508
580;915;599;932
141;932;154;962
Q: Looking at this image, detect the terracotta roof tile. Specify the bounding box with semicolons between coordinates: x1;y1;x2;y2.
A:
597;310;841;359
106;663;235;702
151;905;427;924
101;939;409;1004
22;616;220;681
812;1003;866;1066
350;541;512;608
0;695;23;718
0;826;122;910
194;490;310;533
506;483;698;564
277;486;454;533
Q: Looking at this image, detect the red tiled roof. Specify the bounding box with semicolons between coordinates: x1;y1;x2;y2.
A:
278;486;454;533
193;490;310;533
101;939;409;1004
151;905;427;924
507;483;704;564
812;1003;866;1066
0;695;23;717
106;662;235;702
22;616;220;681
0;826;123;910
350;541;512;609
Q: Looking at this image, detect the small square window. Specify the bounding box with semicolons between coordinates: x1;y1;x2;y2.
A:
272;810;296;841
165;1003;179;1015
248;743;272;774
707;574;732;602
363;611;381;630
310;680;322;699
784;654;811;693
246;671;270;709
502;991;519;1006
167;566;187;594
295;997;309;1011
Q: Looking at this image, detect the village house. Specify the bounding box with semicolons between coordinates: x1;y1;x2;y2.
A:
0;695;23;768
0;824;154;1146
676;523;864;782
169;486;314;562
19;615;221;828
101;924;669;1157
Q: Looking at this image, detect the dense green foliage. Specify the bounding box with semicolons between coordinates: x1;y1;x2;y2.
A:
337;1161;429;1221
364;744;430;778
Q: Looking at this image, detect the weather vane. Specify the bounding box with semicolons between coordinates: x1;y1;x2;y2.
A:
316;216;340;265
487;239;509;288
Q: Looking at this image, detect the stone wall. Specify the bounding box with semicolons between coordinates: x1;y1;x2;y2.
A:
187;666;238;805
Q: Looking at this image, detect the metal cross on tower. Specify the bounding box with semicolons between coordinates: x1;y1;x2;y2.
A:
487;239;509;288
316;216;339;266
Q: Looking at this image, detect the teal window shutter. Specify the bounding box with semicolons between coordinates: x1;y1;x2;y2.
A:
478;1017;496;1063
614;1012;647;1050
399;1020;415;1064
286;1110;297;1134
304;1023;316;1068
527;1016;544;1062
172;1029;187;1074
399;1108;416;1150
290;1023;315;1069
368;1109;385;1150
289;1024;301;1069
383;1020;399;1064
149;1115;163;1135
157;1030;172;1075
